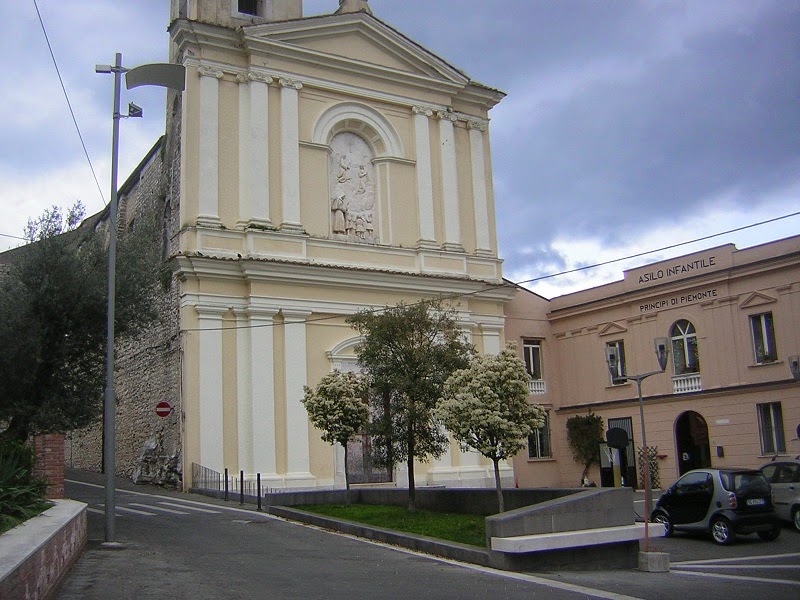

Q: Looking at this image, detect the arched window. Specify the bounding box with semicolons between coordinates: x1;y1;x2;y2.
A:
670;320;700;375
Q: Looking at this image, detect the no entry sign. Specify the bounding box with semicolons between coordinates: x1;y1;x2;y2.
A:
155;401;172;417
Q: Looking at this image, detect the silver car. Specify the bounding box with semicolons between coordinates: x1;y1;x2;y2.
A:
760;458;800;531
651;468;780;545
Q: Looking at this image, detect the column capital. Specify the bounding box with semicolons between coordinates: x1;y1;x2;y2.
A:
412;105;435;117
278;77;303;90
248;70;274;84
195;304;228;318
198;66;224;79
436;109;458;123
467;118;488;132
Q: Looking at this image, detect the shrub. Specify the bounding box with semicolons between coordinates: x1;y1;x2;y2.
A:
0;439;47;525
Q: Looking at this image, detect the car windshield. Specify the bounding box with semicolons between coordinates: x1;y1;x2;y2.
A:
721;472;770;495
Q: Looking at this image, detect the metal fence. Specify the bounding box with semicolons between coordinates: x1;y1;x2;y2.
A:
191;463;267;500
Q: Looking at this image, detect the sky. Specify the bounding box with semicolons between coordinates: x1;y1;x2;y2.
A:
2;0;798;298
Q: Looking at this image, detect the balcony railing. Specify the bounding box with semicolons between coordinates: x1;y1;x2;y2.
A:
673;373;702;394
528;379;546;395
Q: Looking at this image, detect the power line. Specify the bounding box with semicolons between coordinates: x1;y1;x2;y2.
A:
178;209;800;333
32;0;106;206
515;210;800;285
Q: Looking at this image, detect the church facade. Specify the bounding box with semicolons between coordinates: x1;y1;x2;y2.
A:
67;0;517;490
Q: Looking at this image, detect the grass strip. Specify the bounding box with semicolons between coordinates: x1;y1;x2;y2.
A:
296;504;486;548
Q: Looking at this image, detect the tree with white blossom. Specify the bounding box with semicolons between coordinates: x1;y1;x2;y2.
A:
436;344;545;513
302;370;369;492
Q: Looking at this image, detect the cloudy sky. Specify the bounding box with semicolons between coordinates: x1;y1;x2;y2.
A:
2;0;798;298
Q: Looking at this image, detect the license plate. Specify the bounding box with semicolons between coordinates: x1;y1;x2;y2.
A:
746;498;766;506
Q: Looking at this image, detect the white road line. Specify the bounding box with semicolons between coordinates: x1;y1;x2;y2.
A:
115;506;158;516
673;552;800;566
157;501;221;514
674;570;800;587
673;564;800;570
86;507;106;515
128;502;190;515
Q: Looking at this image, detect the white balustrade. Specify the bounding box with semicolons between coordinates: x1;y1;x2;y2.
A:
672;373;702;394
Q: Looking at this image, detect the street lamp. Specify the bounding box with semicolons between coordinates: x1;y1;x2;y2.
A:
789;355;800;382
605;337;669;552
96;53;185;546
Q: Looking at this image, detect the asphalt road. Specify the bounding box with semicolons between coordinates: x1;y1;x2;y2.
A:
58;471;800;600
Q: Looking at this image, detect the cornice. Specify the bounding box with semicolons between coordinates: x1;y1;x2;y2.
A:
176;252;515;302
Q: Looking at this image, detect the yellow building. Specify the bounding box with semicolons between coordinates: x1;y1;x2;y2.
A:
507;236;800;490
162;0;516;490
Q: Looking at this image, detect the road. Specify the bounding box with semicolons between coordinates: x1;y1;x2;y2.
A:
58;471;800;599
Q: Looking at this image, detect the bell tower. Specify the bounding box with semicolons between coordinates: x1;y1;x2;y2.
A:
170;0;303;28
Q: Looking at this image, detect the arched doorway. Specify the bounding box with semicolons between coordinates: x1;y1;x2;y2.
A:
675;411;711;475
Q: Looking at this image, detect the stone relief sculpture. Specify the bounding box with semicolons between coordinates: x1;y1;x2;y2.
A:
330;132;376;242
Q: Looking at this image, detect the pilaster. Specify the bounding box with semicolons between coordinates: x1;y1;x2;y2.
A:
237;71;273;229
197;67;223;226
412;106;437;249
437;110;462;252
196;305;226;472
468;119;492;256
279;78;303;232
282;310;313;483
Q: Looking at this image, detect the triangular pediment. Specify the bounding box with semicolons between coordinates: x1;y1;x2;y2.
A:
738;291;777;309
598;322;628;337
242;13;478;93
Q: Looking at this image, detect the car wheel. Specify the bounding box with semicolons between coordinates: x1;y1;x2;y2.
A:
793;507;800;533
651;512;673;537
757;527;781;542
710;517;735;545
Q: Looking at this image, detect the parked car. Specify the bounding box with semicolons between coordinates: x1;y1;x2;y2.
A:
760;458;800;532
650;468;780;545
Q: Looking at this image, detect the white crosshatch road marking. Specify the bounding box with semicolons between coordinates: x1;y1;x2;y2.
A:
98;503;156;516
128;502;191;515
157;501;221;514
672;552;800;588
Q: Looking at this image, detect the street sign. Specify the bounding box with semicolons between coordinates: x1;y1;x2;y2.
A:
155;401;172;418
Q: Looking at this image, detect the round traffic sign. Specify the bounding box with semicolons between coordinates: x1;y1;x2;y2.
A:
155;401;172;417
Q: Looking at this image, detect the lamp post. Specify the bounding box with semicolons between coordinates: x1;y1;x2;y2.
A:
789;355;800;383
95;54;184;545
605;337;669;553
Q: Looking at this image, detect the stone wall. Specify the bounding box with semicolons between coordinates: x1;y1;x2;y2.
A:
66;114;184;485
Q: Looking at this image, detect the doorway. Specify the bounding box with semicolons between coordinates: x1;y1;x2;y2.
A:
675;411;711;475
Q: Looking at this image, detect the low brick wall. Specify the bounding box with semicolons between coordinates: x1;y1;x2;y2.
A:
33;434;65;500
0;500;87;599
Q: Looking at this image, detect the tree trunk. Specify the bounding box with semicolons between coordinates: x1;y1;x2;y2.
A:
493;458;505;513
407;419;416;512
343;442;351;505
0;415;30;443
580;464;589;486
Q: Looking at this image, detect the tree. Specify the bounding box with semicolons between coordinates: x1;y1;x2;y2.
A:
565;412;605;485
437;344;545;513
0;203;163;442
347;300;473;511
302;370;369;493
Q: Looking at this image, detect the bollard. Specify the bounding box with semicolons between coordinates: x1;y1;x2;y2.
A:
257;473;262;511
240;470;245;505
224;468;229;501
